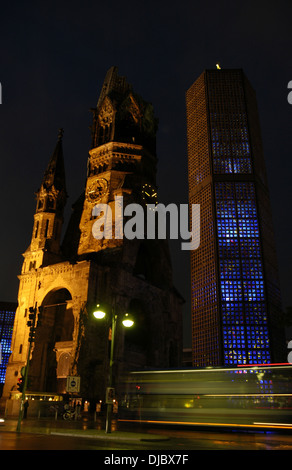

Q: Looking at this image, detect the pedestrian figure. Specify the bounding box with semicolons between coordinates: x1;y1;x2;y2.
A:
76;401;81;418
23;400;29;419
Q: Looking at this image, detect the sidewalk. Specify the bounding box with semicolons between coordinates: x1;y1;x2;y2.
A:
0;417;170;442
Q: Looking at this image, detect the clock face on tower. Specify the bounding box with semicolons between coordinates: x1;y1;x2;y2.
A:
86;178;108;202
142;183;158;210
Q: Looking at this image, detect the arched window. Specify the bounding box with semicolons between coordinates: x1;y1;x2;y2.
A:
57;352;72;378
44;220;49;238
34;221;39;238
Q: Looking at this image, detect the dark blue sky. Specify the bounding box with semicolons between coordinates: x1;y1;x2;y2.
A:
1;0;292;346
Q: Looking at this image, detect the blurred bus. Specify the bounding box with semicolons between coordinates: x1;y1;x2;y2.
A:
119;364;292;431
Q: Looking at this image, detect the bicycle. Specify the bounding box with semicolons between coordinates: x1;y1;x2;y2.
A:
63;409;76;420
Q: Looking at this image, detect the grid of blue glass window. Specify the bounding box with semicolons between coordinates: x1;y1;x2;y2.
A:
0;310;15;384
216;182;271;365
211;121;252;175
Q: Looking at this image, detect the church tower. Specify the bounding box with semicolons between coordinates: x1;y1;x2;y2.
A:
2;67;183;406
24;129;67;271
77;66;158;257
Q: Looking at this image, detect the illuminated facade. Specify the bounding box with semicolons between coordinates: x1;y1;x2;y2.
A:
2;67;182;404
186;68;286;367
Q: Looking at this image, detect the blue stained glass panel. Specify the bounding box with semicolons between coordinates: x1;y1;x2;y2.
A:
221;280;243;301
233;158;252;174
218;239;240;258
242;258;263;279
240;239;261;258
217;219;238;238
238;219;259;237
245;303;268;324
237;200;257;218
216;200;236;218
222;302;244;325
246;325;270;349
0;310;15;384
243;280;265;301
220;259;241;279
215;180;270;366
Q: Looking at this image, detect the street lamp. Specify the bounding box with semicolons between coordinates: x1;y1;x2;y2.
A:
122;313;134;328
93;301;134;433
93;304;106;319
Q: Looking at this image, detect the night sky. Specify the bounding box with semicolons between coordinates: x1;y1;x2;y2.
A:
1;1;292;347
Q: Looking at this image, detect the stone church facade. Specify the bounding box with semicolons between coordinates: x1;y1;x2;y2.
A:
2;67;183;404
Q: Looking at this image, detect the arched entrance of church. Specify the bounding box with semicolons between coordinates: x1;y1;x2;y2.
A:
29;288;74;394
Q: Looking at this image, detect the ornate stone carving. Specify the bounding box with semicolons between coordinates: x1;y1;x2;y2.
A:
98;96;114;127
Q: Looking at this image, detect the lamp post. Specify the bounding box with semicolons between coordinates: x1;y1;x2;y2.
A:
93;302;134;433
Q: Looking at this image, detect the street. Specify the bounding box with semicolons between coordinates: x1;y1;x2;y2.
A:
1;417;292;451
1;429;292;451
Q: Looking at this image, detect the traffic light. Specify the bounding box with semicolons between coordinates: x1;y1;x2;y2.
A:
26;304;43;343
28;327;36;343
17;377;24;392
27;307;36;327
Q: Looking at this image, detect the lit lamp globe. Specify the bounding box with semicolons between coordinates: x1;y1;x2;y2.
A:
93;304;106;319
122;313;134;328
